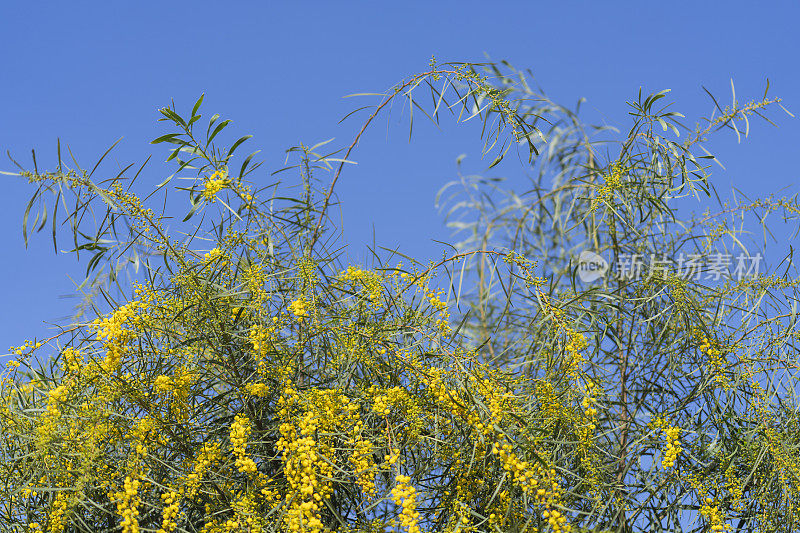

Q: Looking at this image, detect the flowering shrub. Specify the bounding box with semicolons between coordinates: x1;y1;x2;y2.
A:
2;60;800;533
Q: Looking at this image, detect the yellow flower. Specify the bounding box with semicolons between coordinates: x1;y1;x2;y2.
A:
288;297;309;321
202;169;229;201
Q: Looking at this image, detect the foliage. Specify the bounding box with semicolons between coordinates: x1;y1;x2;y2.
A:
1;60;799;533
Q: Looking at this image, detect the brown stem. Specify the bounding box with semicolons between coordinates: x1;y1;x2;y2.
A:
610;215;630;531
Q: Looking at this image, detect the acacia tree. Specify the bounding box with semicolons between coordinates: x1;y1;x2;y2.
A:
437;63;800;531
0;60;798;533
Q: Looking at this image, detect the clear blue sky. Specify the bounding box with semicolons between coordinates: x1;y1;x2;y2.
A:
2;1;799;354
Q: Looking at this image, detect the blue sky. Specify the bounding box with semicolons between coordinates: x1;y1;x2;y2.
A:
2;1;799;352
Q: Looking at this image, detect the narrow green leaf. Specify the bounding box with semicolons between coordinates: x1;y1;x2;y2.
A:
227;135;253;159
207;119;231;145
22;193;37;248
191;93;205;118
151;133;181;145
342;92;387;98
51;189;60;253
239;150;261;178
89;137;122;178
166;146;181;162
183;201;202;222
309;138;335;152
206;114;221;139
155;172;175;190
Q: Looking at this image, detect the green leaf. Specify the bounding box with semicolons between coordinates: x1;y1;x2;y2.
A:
206;113;221;138
309;138;335;152
155;172;175;190
178;145;203;156
86;249;107;276
89;137;123;178
166;146;181;162
51;189;60;253
159;108;187;128
239;150;261;178
226;135;253;159
22;193;37;248
151;133;182;145
191;93;205;118
207;119;231;145
342;92;387;98
183;201;202;222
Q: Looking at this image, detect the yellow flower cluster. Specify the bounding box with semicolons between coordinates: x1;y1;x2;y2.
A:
230;414;258;475
371;385;407;416
661;425;682;469
698;334;730;390
425;289;451;332
249;322;278;375
340;266;383;304
581;379;598;420
539;295;588;379
492;442;538;494
490;441;572;533
245;382;270;397
225;494;264;533
242;261;269;308
503;251;545;287
46;385;68;419
590;162;624;213
91;301;139;374
279;414;328;532
391;474;420;533
114;476;141;533
61;347;83;374
131;416;158;459
36;383;70;446
542;507;569;533
154;375;173;394
700;497;729;532
426;290;447;312
202;169;229;201
349;436;376;497
723;463;745;512
204;247;224;262
8;338;42;357
157;490;181;533
230;306;244;321
288;297;309;321
298;257;319;284
185;442;221;498
152;369;197;421
92;301;139;342
109;181;166;246
47;492;70;533
563;327;588;378
575;378;603;497
276;385;362;533
651;417;683;469
453;64;523;139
